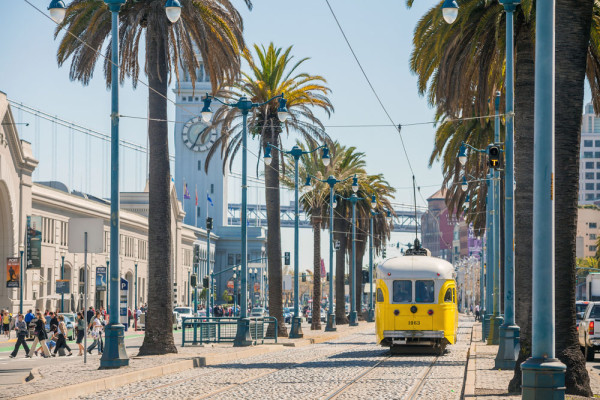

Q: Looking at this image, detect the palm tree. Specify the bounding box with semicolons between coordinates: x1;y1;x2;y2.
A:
54;0;249;355
409;0;598;393
205;43;333;336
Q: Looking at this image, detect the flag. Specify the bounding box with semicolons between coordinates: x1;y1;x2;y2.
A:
184;183;191;200
207;193;214;206
320;258;326;277
195;186;198;206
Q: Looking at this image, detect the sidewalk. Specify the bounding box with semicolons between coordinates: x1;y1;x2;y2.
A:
6;321;373;400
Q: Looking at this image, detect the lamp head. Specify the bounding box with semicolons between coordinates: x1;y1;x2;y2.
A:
458;143;467;166
277;96;289;122
371;194;376;208
233;273;237;279
165;0;182;23
60;249;66;257
332;196;338;209
201;95;213;123
461;176;468;191
264;146;272;166
464;194;470;208
442;0;459;24
322;147;330;166
352;175;359;193
48;0;67;24
304;176;312;190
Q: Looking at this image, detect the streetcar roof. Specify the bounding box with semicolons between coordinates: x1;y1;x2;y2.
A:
377;256;454;280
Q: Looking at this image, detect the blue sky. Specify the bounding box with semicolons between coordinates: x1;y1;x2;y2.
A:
0;0;447;207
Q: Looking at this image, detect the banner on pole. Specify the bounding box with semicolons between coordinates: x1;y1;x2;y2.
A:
56;279;70;294
26;216;42;269
6;257;19;288
96;266;107;291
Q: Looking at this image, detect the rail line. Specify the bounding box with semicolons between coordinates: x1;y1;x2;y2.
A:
117;340;368;400
322;352;392;399
405;355;441;400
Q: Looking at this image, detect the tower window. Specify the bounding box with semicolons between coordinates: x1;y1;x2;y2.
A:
197;206;201;217
188;96;193;102
182;97;186;102
211;184;214;194
195;97;199;101
198;160;202;171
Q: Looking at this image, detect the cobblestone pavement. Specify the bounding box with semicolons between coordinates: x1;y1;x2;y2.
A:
75;318;474;400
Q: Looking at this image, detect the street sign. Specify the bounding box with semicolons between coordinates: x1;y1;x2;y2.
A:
96;266;107;291
6;257;19;288
120;278;128;326
68;218;104;253
56;279;70;294
26;216;42;269
284;252;290;265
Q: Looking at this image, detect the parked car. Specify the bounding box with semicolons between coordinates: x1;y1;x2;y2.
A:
174;306;194;321
578;301;600;361
250;307;266;317
577;300;590;323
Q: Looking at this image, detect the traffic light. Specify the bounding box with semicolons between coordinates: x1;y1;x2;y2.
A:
362;270;369;283
190;274;197;288
488;145;501;169
206;217;213;230
284;252;291;265
302;273;306;282
382;248;387;258
202;276;209;288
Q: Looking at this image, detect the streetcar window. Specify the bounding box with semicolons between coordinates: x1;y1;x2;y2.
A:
444;288;453;303
376;288;384;303
415;280;435;303
452;288;456;303
392;280;412;303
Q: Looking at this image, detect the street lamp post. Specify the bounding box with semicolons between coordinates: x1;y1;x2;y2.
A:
305;174;354;331
60;249;66;312
496;0;521;370
202;92;289;346
105;258;110;313
521;0;566;396
134;259;138;331
47;0;182;368
19;244;24;315
265;143;329;338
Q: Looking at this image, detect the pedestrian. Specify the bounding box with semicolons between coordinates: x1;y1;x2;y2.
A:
2;311;10;338
28;312;50;358
128;307;132;327
86;306;95;324
9;314;30;358
24;309;34;324
75;312;85;356
41;325;58;354
45;312;52;330
475;304;480;321
50;312;58;329
53;315;72;357
87;311;104;355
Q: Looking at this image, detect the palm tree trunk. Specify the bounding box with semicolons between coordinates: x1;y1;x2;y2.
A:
335;212;349;324
508;16;535;393
554;0;594;395
311;209;322;330
138;26;176;356
264;130;287;337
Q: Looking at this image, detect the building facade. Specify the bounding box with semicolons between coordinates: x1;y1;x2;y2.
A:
576;206;600;258
579;102;600;204
0;87;266;314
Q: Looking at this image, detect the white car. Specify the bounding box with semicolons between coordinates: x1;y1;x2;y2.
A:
250;307;266;317
174;306;195;321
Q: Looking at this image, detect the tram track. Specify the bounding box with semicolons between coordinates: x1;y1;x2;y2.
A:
115;340;368;400
405;354;440;400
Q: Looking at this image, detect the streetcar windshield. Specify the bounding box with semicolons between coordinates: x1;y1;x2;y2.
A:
415;280;435;303
392;280;412;303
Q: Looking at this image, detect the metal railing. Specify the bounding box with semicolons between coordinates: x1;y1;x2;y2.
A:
181;316;278;346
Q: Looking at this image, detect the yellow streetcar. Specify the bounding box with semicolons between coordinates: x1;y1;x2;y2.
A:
375;240;458;353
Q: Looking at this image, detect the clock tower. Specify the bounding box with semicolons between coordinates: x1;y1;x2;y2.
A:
173;60;227;229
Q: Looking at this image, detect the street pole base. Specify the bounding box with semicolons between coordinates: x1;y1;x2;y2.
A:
487;315;504;345
521;357;566;400
289;317;304;339
233;318;253;347
349;311;358;326
367;308;375;323
482;312;490;341
99;323;129;369
325;313;337;332
495;324;520;370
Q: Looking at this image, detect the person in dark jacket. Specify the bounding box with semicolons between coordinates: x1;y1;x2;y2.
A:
9;314;30;358
50;312;58;329
28;312;50;358
86;307;95;324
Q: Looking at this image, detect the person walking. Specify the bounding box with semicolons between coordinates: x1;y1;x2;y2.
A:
9;314;30;358
87;311;103;355
53;315;72;357
86;306;94;325
28;312;50;358
475;304;480;322
50;312;58;329
2;311;10;339
75;312;85;356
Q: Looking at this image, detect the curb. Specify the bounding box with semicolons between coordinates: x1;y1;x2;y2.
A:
16;327;367;400
463;342;476;398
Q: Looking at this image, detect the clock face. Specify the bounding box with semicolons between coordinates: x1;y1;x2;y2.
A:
182;117;217;152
